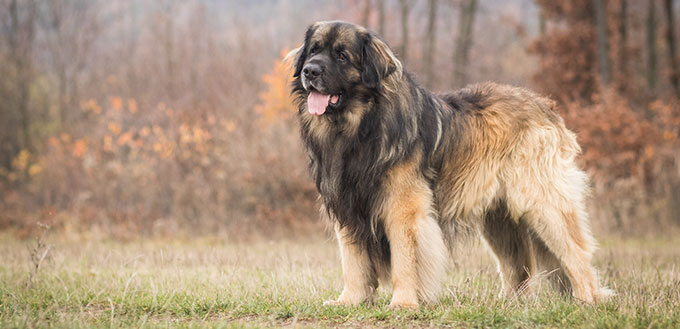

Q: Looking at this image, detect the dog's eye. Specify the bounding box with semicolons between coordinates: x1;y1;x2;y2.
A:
338;52;348;63
310;44;320;54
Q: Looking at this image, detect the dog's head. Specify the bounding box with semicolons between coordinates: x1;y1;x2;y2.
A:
291;21;402;116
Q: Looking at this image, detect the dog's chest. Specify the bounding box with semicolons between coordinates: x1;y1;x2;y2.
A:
307;136;387;220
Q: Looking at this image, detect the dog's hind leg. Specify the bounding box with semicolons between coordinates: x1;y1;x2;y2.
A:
324;224;379;306
520;205;610;303
506;161;612;303
530;233;572;295
480;204;536;298
482;210;574;297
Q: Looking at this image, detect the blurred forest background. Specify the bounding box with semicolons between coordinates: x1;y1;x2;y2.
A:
1;0;679;240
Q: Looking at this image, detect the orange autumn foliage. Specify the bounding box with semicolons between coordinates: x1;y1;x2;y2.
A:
0;92;318;239
255;49;296;124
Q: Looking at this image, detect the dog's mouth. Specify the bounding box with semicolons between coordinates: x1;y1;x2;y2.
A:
307;88;342;115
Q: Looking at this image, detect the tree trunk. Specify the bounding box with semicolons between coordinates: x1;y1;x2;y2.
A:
18;1;36;154
46;0;68;125
398;0;410;64
423;0;437;87
378;0;385;36
647;0;657;91
453;0;478;88
161;3;175;98
618;0;628;92
362;0;371;28
594;0;611;87
664;0;679;98
3;0;37;167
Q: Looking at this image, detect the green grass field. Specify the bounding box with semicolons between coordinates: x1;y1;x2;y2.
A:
1;233;679;328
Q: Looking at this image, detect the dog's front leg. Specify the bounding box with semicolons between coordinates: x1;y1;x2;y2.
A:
383;213;420;309
382;159;448;309
324;223;378;306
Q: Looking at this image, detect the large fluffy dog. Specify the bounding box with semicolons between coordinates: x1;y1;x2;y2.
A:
290;21;611;308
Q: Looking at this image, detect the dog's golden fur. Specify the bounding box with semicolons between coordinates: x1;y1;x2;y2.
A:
290;21;612;308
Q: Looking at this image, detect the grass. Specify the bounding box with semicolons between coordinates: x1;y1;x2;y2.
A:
1;233;679;328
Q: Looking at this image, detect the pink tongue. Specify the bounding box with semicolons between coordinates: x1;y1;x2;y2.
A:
307;91;330;115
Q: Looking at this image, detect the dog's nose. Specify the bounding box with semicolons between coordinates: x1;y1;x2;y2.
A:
302;63;322;79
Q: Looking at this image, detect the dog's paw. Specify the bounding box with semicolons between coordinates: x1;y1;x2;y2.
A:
322;299;340;306
594;287;615;302
387;301;419;310
323;298;364;306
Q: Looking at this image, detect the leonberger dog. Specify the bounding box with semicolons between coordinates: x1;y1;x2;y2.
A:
289;21;612;308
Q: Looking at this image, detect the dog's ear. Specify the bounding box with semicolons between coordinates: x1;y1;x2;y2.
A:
284;46;302;71
361;33;401;88
293;24;317;78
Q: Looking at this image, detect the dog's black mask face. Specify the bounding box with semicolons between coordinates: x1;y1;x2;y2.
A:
293;21;398;116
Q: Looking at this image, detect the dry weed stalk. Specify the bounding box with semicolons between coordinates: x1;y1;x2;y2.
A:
25;222;52;288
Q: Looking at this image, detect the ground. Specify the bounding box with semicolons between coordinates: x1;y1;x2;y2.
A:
1;233;679;328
